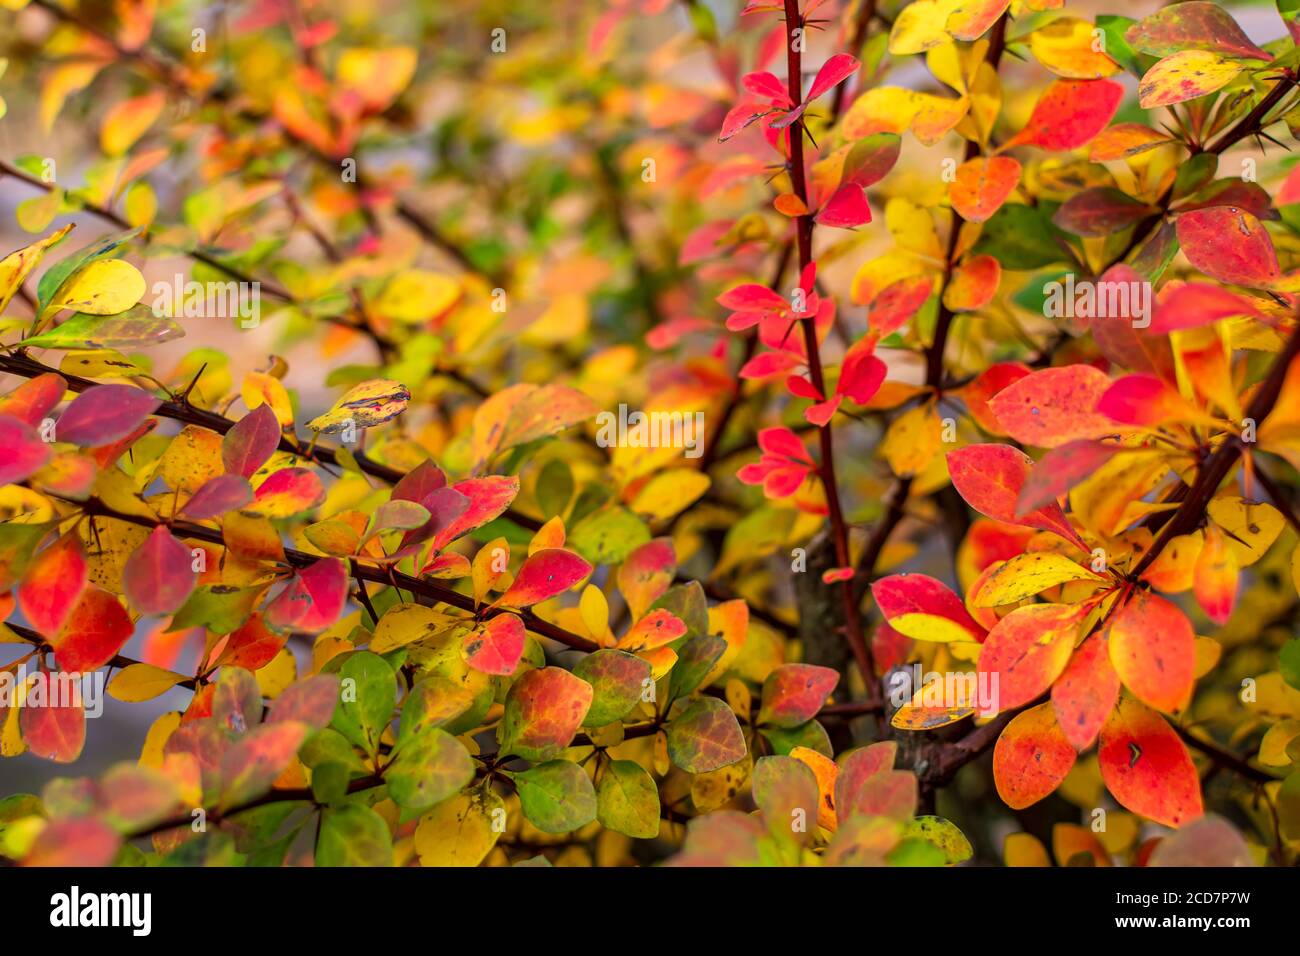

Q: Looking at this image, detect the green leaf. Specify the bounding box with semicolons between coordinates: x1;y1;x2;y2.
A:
20;305;183;350
596;760;660;839
514;760;597;834
1281;638;1300;691
971;204;1069;270
668;634;726;702
328;651;397;756
568;505;650;565
666;697;747;773
385;728;474;810
316;804;393;866
901;815;973;864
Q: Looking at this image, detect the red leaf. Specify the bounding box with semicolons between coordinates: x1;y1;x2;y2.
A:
1099;696;1203;827
1193;524;1238;624
1052;633;1121;751
838;345;887;404
867;275;932;336
23;816;120;866
55;384;160;446
52;585;133;672
0;372;66;426
947;443;1086;548
1148;283;1260;334
1097;374;1205;427
993;702;1076;809
757;663;840;728
870;573;985;643
815;183;872;228
806;53;860;102
1175;206;1279;288
717;283;789;312
17;535;87;637
265;557;348;632
1003;79;1124;152
181;474;253;519
430;476;520;552
960;362;1031;435
987;364;1116;449
719;100;773;142
463;613;526;675
123;525;198;616
0;415;51;485
741;70;790;103
219;613;286;671
222;403;281;478
267;673;342;728
1017;439;1121;515
617;538;676;620
19;665;85;762
1107;589;1195;713
497;548;592;608
248;467;326;517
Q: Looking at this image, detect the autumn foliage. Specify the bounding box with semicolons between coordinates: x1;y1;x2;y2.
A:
0;0;1298;870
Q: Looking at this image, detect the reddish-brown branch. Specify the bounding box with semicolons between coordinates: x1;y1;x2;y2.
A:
1130;322;1300;579
781;0;871;683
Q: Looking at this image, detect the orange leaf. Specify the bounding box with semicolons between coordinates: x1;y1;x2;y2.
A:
1098;696;1203;827
1107;590;1195;713
978;603;1086;713
993;702;1076;809
1051;633;1120;750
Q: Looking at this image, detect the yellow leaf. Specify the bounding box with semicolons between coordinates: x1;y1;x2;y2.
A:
889;0;961;56
241;371;295;428
972;552;1103;607
1029;18;1121;79
99;90;166;156
139;711;181;770
881;405;942;477
47;258;146;315
1138;51;1242;110
414;788;504;866
1205;496;1284;567
629;468;710;520
885;198;944;260
1004;831;1051;866
373;270;459;323
108;663;189;702
254;647;296;696
528;516;566;555
160;424;225;494
124;181;158;227
307;378;410;434
337;47;418;113
371;603;448;654
888;612;976;644
579;584;612;645
0;224;74;315
1259;719;1300;767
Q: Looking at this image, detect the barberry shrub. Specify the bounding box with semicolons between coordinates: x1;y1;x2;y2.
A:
0;0;1297;869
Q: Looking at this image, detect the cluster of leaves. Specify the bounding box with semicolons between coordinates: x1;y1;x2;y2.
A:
0;0;1299;869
